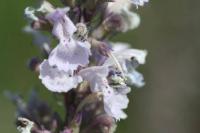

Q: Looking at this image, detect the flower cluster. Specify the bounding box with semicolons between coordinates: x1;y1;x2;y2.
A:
12;0;149;133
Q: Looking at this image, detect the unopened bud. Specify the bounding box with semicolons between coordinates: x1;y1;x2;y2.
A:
103;13;123;32
76;92;103;113
31;19;52;31
27;57;41;72
95;114;115;127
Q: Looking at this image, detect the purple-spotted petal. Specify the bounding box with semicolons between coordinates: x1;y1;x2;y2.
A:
39;60;82;93
104;45;147;66
48;40;91;73
79;66;109;82
79;66;109;92
79;66;129;120
104;92;129;121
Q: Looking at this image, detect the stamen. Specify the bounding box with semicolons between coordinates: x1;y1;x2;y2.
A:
108;52;125;78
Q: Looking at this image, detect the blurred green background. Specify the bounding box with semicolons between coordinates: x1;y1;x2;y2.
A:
0;0;200;133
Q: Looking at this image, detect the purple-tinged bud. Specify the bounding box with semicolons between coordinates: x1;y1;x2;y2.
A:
76;92;103;113
27;57;41;72
103;13;124;32
74;112;82;125
97;42;112;57
31;19;52;31
95;114;115;128
89;38;111;57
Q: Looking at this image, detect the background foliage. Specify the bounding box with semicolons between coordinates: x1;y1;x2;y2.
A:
0;0;200;133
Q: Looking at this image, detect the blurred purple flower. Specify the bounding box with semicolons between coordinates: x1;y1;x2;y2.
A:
23;26;51;54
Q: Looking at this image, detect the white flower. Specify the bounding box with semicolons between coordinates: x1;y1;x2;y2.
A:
46;8;91;73
105;2;141;32
107;0;149;12
111;42;130;51
104;42;147;87
114;84;131;95
131;0;149;7
79;66;129;120
107;0;131;14
121;9;141;31
38;7;91;92
39;60;82;93
48;40;91;73
79;66;109;92
105;42;147;65
104;91;129;120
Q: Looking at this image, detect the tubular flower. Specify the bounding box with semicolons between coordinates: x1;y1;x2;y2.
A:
104;42;147;87
79;66;129;120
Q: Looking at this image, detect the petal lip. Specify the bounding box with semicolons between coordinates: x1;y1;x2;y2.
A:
39;60;82;93
48;40;91;73
104;42;147;66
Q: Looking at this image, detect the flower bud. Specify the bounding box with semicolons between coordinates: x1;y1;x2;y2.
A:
103;11;140;32
76;92;103;113
31;19;52;31
95;114;115;128
27;57;41;72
